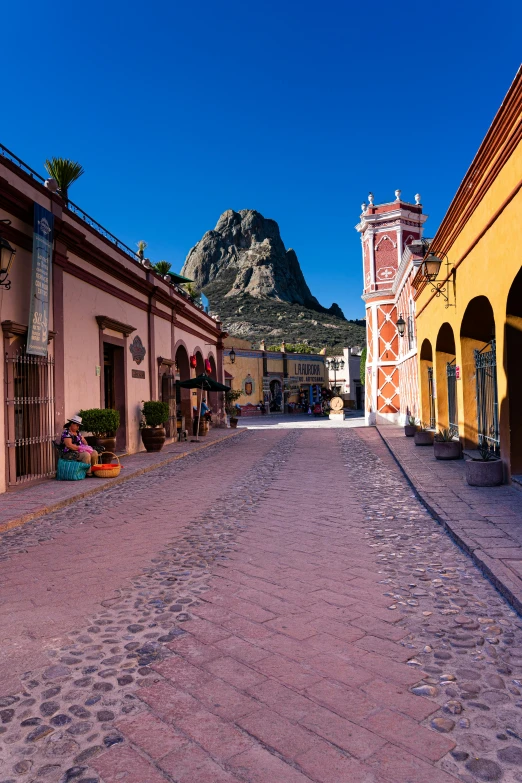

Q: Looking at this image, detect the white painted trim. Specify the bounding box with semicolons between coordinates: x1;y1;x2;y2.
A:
396;348;418;365
375;233;397;251
362;296;396;306
368;231;375;286
372;302;379;414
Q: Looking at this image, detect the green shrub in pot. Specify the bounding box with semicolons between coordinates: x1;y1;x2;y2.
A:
142;401;170;427
141;401;169;452
79;408;120;453
79;408;120;436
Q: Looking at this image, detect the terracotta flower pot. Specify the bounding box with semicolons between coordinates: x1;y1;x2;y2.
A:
466;458;503;486
414;431;434;446
434;441;461;460
86;435;117;454
404;425;416;437
141;426;166;452
229;417;238;429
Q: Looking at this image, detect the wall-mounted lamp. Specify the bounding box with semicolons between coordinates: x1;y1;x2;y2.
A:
229;347;236;364
396;314;406;337
0;220;16;290
417;239;455;308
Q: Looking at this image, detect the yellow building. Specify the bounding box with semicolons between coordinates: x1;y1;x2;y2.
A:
223;338;327;414
414;67;522;481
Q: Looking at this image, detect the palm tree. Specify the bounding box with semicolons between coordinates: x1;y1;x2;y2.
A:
154;260;172;276
136;240;148;261
183;282;202;305
44;158;84;203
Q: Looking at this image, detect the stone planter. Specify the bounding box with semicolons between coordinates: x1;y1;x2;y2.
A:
86;435;117;454
434;440;461;460
141;426;166;453
229;417;238;429
466;458;503;486
414;431;434;446
404;425;416;437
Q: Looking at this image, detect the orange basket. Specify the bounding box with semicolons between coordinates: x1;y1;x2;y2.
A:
91;452;121;478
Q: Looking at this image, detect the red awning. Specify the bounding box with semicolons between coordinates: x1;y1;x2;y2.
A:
224;370;234;379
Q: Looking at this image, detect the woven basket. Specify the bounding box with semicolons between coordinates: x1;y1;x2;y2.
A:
56;458;91;481
91;452;121;478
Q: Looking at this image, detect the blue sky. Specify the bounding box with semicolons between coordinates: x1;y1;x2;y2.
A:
4;1;520;318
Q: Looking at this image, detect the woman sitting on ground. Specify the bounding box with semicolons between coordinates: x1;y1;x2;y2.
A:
60;415;98;476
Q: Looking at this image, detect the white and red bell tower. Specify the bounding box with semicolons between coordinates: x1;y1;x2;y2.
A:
356;191;427;424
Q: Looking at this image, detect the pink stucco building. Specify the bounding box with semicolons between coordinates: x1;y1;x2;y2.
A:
0;147;226;493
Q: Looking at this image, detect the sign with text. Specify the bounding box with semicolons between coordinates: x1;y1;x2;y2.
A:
292;361;325;384
455;365;461;380
27;204;54;356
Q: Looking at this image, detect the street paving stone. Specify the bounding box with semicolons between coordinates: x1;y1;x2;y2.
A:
3;425;522;781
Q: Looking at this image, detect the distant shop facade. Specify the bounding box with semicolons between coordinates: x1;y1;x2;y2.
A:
224;338;327;413
0;146;226;493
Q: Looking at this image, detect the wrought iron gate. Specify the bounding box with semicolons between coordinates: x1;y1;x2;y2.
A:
427;366;436;429
5;345;56;486
447;359;459;439
474;340;499;455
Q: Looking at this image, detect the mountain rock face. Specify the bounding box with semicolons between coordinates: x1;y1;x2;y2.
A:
182;209;337;312
181;209;365;351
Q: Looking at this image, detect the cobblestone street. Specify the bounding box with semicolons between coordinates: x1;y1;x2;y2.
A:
2;426;522;782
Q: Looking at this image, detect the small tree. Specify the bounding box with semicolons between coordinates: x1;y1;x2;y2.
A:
183;282;202;306
44;158;84;203
225;389;242;416
360;347;367;385
154;260;172;276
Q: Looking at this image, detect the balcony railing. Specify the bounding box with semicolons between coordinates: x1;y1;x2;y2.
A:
0;142;140;263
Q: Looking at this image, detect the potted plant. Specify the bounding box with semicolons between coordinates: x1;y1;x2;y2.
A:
79;408;120;453
466;443;503;486
414;423;434;446
433;428;461;460
404;416;416;437
44;157;84;204
141;401;170;452
225;389;242;428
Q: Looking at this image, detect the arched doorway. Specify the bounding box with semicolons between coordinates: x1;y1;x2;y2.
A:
419;339;435;429
269;379;282;412
460;296;497;453
506;267;522;474
175;344;191;424
435;323;457;437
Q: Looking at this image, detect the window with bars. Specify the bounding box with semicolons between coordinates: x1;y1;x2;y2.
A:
5;342;56;486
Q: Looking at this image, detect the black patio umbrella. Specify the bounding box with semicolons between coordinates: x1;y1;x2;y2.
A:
177;373;230;441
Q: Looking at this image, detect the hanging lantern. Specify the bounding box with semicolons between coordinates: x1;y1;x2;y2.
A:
190;354;197;369
205;358;212;374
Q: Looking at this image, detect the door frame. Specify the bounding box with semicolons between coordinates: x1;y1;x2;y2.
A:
99;333;128;452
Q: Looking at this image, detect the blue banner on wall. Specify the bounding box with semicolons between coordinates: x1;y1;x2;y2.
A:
27;204;54;356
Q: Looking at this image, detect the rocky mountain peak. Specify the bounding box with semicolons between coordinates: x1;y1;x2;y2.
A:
181;209;336;313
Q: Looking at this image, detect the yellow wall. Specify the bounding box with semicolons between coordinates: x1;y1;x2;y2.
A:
416;109;522;475
224;347;327;407
224;352;264;406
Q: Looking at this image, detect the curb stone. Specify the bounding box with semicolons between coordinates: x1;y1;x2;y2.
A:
0;429;247;535
375;425;522;617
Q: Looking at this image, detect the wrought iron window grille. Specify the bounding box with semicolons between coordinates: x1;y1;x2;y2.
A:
427;366;436;430
474;340;500;456
446;359;459;439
